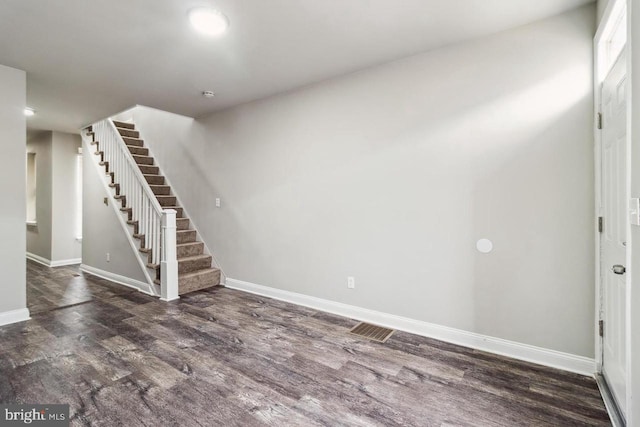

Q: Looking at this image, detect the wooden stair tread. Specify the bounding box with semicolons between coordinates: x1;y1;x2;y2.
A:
133;155;154;165
147;254;211;270
150;184;171;195
153;267;220;284
176;218;190;231
122;137;144;147
117;128;140;138
180;267;219;277
139;169;160;175
157;198;178;207
127;145;149;156
178;254;211;261
112;120;135;129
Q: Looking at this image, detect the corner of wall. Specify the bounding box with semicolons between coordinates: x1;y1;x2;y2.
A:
0;63;27;318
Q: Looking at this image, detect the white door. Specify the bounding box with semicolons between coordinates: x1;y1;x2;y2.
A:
600;50;627;416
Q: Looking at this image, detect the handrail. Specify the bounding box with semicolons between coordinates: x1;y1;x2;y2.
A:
91;118;177;294
105;119;164;214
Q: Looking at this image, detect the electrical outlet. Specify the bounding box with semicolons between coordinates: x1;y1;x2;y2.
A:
347;276;355;289
106;253;110;262
215;198;221;208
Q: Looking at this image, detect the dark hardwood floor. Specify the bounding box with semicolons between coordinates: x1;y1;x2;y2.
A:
0;261;610;426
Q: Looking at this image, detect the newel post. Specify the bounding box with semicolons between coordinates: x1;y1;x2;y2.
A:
160;209;179;301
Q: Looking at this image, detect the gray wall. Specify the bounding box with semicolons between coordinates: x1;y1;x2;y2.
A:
51;132;82;262
81;143;147;282
26;131;53;260
597;0;611;24
26;131;82;263
0;64;27;314
133;6;596;357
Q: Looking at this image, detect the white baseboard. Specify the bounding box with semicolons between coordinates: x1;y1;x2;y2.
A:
51;258;82;267
0;308;31;327
80;264;154;296
26;252;51;267
226;278;596;377
26;253;81;268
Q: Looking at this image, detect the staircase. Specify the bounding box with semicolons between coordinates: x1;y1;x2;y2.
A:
88;120;220;295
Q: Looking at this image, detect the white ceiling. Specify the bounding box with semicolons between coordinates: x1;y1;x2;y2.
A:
0;0;593;133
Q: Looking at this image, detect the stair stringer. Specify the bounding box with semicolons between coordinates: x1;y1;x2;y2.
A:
123;119;227;285
81;130;161;296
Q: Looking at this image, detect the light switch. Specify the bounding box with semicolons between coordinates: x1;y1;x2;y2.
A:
630;198;640;226
215;198;221;208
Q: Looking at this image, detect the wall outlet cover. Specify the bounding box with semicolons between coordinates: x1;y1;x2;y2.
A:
630;198;640;226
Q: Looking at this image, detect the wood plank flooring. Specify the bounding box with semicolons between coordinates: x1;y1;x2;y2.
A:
0;261;611;426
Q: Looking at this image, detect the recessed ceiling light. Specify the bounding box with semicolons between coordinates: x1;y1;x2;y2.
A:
189;8;229;37
24;107;35;117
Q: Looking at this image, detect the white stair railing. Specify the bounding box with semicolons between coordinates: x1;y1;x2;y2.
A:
91;119;179;300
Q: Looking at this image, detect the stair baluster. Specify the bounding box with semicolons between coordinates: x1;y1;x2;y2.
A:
90;119;179;299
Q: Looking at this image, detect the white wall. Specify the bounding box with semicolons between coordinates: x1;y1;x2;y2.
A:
50;132;82;263
133;6;596;357
0;64;27;319
26;131;53;260
81;145;147;283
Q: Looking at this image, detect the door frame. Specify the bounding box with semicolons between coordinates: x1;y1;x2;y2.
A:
594;0;631;423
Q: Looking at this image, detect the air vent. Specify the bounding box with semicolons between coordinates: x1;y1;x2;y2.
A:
349;322;394;343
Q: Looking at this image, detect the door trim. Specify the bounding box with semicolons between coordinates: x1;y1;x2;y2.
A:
594;0;630;422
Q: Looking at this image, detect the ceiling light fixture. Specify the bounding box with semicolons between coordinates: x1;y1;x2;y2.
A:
24;107;35;117
189;8;229;37
202;90;215;98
